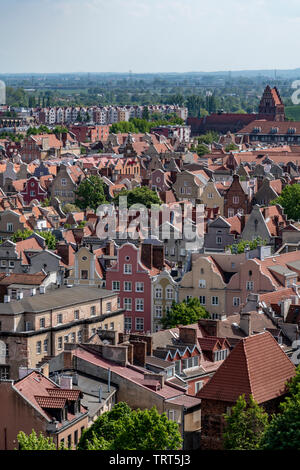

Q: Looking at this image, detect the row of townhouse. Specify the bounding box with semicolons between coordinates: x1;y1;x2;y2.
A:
36;105;188;126
179;248;300;318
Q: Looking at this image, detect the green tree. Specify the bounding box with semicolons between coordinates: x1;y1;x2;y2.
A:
142;107;150;120
227;237;266;254
225;143;239;152
75;175;107;211
112;186;161;209
271;184;300;221
223;394;269;450
17;430;57;450
190;143;211;157
160;297;209;329
36;231;57;250
17;429;68;450
77;402;182;450
41;198;50;207
11;229;33;242
260;366;300;450
197;131;219;145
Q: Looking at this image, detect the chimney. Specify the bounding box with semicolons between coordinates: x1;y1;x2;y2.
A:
179;326;197;345
239;312;252;336
59;375;73;390
143;372;165;389
141;242;152;269
56;242;70;265
63;343;76;369
280;298;292;321
153;244;164;270
39;286;46;294
131;340;147;367
105;240;115;257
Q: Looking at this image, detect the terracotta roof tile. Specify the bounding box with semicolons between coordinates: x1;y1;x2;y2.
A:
198;331;295;403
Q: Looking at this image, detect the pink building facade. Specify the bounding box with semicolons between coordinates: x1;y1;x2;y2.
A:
106;243;152;333
20;176;48;204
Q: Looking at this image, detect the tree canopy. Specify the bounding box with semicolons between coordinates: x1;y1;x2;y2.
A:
112;186;161;209
77;402;182;450
75;175;107;211
160;297;209;329
271;184;300;221
17;430;56;450
109;116;184;134
223;394;269;450
260;366;300;450
227;236;266;254
11;230;57;250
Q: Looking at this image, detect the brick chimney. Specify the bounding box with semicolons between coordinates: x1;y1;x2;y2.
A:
105;240;115;257
63;343;76;369
56;242;71;265
179;326;198;345
143;371;165;388
141;241;164;270
141;242;152;269
153;244;164;270
131;340;147;367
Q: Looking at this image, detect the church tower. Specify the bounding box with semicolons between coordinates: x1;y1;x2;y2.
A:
258;85;285;121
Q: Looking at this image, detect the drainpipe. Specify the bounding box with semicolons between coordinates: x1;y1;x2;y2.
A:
108;368;111;393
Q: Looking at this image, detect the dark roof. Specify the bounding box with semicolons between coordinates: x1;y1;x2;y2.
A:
0;285;115;314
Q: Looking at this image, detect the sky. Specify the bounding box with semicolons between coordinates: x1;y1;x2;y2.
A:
1;0;300;73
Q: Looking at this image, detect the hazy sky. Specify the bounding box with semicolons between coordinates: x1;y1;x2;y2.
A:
1;0;300;73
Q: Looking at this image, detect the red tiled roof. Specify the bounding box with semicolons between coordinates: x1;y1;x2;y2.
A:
198;331;295;403
0;272;47;286
73;346;184;400
259;288;295;306
35;396;67;409
46;388;81;400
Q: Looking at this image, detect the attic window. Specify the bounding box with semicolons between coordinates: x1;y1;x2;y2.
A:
270;127;279;134
249;270;252;276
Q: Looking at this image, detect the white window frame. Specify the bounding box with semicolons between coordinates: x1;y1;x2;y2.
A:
124;281;132;292
135;317;144;331
124;298;132;311
135;282;144;292
135;298;144;312
112;281;120;291
124;264;132;274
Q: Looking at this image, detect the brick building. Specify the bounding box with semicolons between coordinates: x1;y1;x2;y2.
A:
0;285;124;380
198;331;295;450
0;370;89;449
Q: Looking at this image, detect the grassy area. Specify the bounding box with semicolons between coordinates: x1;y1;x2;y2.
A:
285;105;300;121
